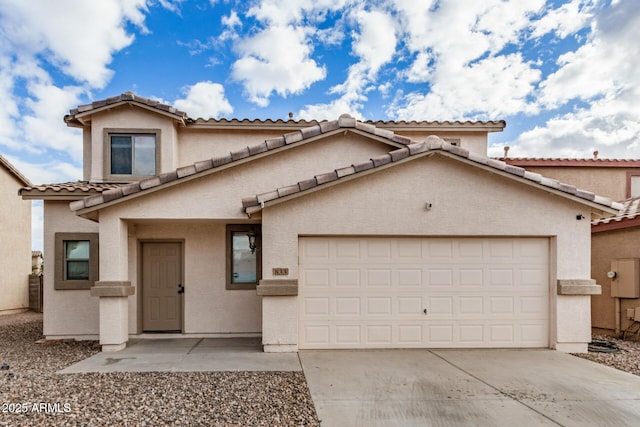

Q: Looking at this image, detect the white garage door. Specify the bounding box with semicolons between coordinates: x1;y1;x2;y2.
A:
298;237;549;349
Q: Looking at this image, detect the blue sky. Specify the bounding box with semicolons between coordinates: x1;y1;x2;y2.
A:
0;0;639;250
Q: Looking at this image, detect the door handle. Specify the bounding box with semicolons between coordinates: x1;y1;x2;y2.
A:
423;308;427;315
178;284;184;294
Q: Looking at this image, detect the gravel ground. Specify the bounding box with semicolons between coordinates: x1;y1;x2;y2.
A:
0;312;319;426
573;334;640;376
3;312;640;426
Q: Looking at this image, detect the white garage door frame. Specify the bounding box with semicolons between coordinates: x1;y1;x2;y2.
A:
298;236;551;349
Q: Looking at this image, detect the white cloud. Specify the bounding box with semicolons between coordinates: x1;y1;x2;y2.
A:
31;201;43;252
232;25;326;106
392;53;541;120
173;81;233;119
389;0;545;120
501;0;640;159
351;9;397;76
531;0;596;39
297;96;362;121
299;8;397;121
21;83;84;161
4;154;83;187
0;0;148;88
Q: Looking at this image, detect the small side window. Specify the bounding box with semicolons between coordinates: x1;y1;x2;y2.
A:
55;233;99;290
64;241;90;280
628;172;640;198
226;225;261;290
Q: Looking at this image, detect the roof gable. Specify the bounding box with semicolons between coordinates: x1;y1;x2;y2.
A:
243;136;623;217
0;154;31;187
64;92;188;127
69;115;422;217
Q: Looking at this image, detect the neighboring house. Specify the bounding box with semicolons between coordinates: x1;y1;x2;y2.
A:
591;198;640;336
503;156;640;336
502;156;640;202
20;92;621;353
0;154;32;314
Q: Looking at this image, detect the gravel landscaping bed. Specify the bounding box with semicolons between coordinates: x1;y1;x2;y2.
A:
0;312;319;426
573;334;640;376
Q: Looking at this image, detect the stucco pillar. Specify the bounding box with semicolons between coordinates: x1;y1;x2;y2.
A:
91;282;135;352
92;216;132;352
555;279;602;353
261;295;298;352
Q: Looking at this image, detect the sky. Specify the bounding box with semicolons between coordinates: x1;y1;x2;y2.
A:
0;0;639;251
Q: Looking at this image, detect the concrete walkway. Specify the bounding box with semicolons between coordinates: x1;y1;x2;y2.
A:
59;338;301;373
299;349;640;427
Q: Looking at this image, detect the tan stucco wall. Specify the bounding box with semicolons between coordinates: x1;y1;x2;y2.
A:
260;155;595;350
89;108;179;181
115;221;261;335
62;134;393;337
522;167;633;202
99;133;395;220
83;105;495;182
42;201;99;337
177;129;490;168
0;169;31;313
592;227;640;334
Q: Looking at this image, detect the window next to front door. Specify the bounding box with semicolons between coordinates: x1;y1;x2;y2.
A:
54;233;99;290
226;224;261;290
103;128;160;181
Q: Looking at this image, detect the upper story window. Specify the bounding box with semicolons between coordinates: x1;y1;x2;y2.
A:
628;172;640;198
104;129;161;180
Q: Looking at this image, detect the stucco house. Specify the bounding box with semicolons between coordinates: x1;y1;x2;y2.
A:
502;156;640;203
591;198;640;336
503;156;640;336
20;93;622;353
0;154;32;314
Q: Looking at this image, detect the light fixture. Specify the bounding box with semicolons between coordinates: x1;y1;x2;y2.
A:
247;231;257;254
576;214;585;220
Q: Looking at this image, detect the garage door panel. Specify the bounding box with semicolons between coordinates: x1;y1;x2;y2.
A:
299;237;549;349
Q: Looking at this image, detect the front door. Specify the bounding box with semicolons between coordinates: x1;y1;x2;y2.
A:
142;242;183;332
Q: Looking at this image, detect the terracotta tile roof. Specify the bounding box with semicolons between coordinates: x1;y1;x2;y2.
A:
64;91;505;132
502;158;640;168
243;136;624;215
189;117;506;131
67;116;620;217
65;92;188;126
69;115;421;213
592;197;640;227
20;181;123;198
0;154;31;186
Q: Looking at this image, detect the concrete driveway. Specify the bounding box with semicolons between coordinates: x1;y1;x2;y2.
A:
299;349;640;427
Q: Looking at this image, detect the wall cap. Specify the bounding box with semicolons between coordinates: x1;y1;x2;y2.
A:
91;281;135;297
557;279;602;295
257;279;298;296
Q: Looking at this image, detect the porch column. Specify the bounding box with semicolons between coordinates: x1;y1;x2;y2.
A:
92;216;132;352
258;279;298;352
90;282;135;352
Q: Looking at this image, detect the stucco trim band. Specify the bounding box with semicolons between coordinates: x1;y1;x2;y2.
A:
90;281;135;297
257;279;298;296
557;279;602;295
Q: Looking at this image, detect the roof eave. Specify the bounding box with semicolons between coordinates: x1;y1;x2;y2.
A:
66;101;187;127
250;150;620;216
